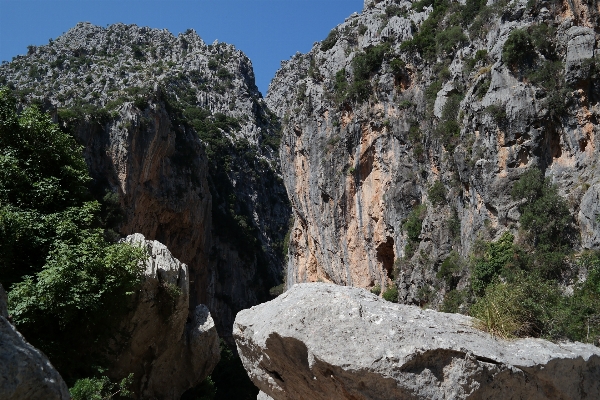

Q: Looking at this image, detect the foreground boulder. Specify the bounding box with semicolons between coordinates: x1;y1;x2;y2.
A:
0;284;70;400
109;234;220;400
234;283;600;400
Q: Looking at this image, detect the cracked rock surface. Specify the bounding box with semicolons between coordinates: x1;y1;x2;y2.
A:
235;283;600;400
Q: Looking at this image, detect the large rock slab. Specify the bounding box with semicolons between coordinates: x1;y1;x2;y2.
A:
234;283;600;400
0;284;70;400
109;234;220;400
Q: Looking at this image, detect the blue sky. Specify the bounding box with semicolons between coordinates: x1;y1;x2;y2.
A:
0;0;363;95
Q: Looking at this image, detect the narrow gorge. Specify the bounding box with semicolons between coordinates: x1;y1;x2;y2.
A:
2;0;600;398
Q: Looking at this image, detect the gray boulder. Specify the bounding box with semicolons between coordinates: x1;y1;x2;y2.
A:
109;234;220;400
234;283;600;400
0;284;70;400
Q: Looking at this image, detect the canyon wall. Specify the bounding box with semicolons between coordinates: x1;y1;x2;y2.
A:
267;0;600;305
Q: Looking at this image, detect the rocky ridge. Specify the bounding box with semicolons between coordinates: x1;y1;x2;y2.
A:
267;0;600;305
235;283;600;400
0;22;291;339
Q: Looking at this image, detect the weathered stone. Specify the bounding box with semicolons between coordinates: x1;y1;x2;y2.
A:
235;283;600;400
0;286;70;400
109;234;220;400
580;184;600;249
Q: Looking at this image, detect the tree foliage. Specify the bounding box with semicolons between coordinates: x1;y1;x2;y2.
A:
0;87;145;383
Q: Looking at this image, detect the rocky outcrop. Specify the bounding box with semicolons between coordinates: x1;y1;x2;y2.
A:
0;22;291;339
267;0;600;303
235;283;600;400
109;234;220;400
0;284;70;400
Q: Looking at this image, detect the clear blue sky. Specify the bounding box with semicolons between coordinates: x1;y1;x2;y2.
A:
0;0;363;95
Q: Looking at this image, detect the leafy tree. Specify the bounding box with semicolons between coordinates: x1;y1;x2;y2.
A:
0;87;146;383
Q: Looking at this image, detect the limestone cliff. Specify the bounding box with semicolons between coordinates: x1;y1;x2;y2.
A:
267;0;600;305
0;22;291;339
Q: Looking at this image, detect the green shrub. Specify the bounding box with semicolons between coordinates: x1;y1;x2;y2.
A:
403;204;426;243
436;92;463;150
70;374;134;400
462;0;487;23
269;284;285;297
436;26;467;55
390;58;406;77
134;96;147;109
511;168;572;256
217;67;232;80
382;285;399;302
428;180;446;206
437;250;462;287
425;80;442;110
321;29;339;52
344;42;391;102
401;0;450;60
447;208;461;239
464;49;488;73
440;289;467;313
485;104;506;125
475;73;491;99
208;58;218;70
334;69;348;103
471;232;515;295
502;28;536;70
371;284;382;296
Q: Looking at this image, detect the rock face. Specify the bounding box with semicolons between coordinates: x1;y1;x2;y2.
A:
235;283;600;400
0;22;291;339
266;0;600;304
110;234;220;400
0;284;70;400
